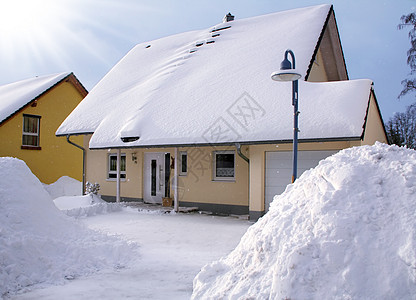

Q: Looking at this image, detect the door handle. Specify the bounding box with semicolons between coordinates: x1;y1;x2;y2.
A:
159;165;163;191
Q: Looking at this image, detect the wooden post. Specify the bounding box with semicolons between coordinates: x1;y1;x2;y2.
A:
116;149;121;203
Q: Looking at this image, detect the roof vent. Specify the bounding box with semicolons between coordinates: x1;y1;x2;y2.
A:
223;12;234;23
121;136;140;143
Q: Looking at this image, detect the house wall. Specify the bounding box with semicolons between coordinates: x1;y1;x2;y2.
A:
83;138;250;213
84;136;143;200
362;91;388;145
0;81;84;184
177;145;249;214
248;140;361;219
307;48;329;82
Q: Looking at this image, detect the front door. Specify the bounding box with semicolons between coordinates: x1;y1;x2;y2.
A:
144;153;166;204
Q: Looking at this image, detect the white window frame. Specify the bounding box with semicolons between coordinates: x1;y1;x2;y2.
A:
179;151;187;176
213;150;235;181
22;114;40;148
107;153;126;181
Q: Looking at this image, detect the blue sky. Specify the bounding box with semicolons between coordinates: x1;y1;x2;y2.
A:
0;0;414;119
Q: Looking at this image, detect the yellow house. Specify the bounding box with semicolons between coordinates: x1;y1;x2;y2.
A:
0;72;88;184
57;5;387;220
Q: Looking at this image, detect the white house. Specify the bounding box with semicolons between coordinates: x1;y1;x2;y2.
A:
57;4;387;220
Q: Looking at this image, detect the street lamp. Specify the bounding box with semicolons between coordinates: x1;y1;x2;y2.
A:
271;49;301;183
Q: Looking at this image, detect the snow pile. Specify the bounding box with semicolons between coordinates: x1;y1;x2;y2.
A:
54;194;122;218
0;158;138;297
44;176;82;198
192;143;416;299
49;178;122;218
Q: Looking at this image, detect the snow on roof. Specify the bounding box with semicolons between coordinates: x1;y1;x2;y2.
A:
0;72;71;124
56;5;371;149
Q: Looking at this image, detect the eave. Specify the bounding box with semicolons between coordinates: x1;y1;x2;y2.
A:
87;136;363;150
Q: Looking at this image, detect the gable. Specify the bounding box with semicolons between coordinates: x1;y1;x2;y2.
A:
362;89;388;145
307;7;348;82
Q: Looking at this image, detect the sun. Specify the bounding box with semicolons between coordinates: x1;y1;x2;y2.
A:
0;0;73;72
0;0;64;39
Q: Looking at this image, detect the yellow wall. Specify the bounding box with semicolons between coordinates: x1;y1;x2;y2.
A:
0;80;84;184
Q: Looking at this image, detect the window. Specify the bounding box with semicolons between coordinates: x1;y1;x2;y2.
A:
108;153;126;179
179;151;187;176
213;151;235;181
22;115;40;148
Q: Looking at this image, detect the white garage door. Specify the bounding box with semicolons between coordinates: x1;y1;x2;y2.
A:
265;150;337;212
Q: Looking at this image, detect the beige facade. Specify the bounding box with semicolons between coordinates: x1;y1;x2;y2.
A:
84;138;250;214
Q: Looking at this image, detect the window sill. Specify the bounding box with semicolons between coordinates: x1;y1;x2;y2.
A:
212;178;236;182
106;178;127;182
21;146;41;150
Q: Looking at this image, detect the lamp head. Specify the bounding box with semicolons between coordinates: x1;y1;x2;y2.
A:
271;50;301;82
280;57;292;70
271;70;301;82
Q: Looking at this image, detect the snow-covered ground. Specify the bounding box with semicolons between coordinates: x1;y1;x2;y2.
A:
2;143;416;299
9;211;250;300
1;158;250;299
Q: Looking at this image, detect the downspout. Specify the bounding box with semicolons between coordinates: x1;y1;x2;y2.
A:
66;135;86;195
235;143;249;163
236;143;251;218
174;147;179;212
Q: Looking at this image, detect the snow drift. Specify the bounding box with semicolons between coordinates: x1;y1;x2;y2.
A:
54;194;122;218
0;158;138;297
47;177;122;218
192;143;416;299
43;176;82;199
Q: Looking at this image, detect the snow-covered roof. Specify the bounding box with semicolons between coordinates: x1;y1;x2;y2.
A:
0;72;71;124
57;5;372;149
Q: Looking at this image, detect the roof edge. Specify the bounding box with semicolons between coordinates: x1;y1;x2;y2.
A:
87;136;363;150
56;131;94;137
65;73;88;97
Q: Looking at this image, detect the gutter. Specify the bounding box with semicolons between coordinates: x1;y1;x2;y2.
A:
88;136;363;150
235;143;249;164
66;135;86;195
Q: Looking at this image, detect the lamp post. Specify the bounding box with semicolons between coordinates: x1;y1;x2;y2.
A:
271;49;301;183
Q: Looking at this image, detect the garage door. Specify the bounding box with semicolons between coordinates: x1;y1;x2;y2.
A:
265;150;337;212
